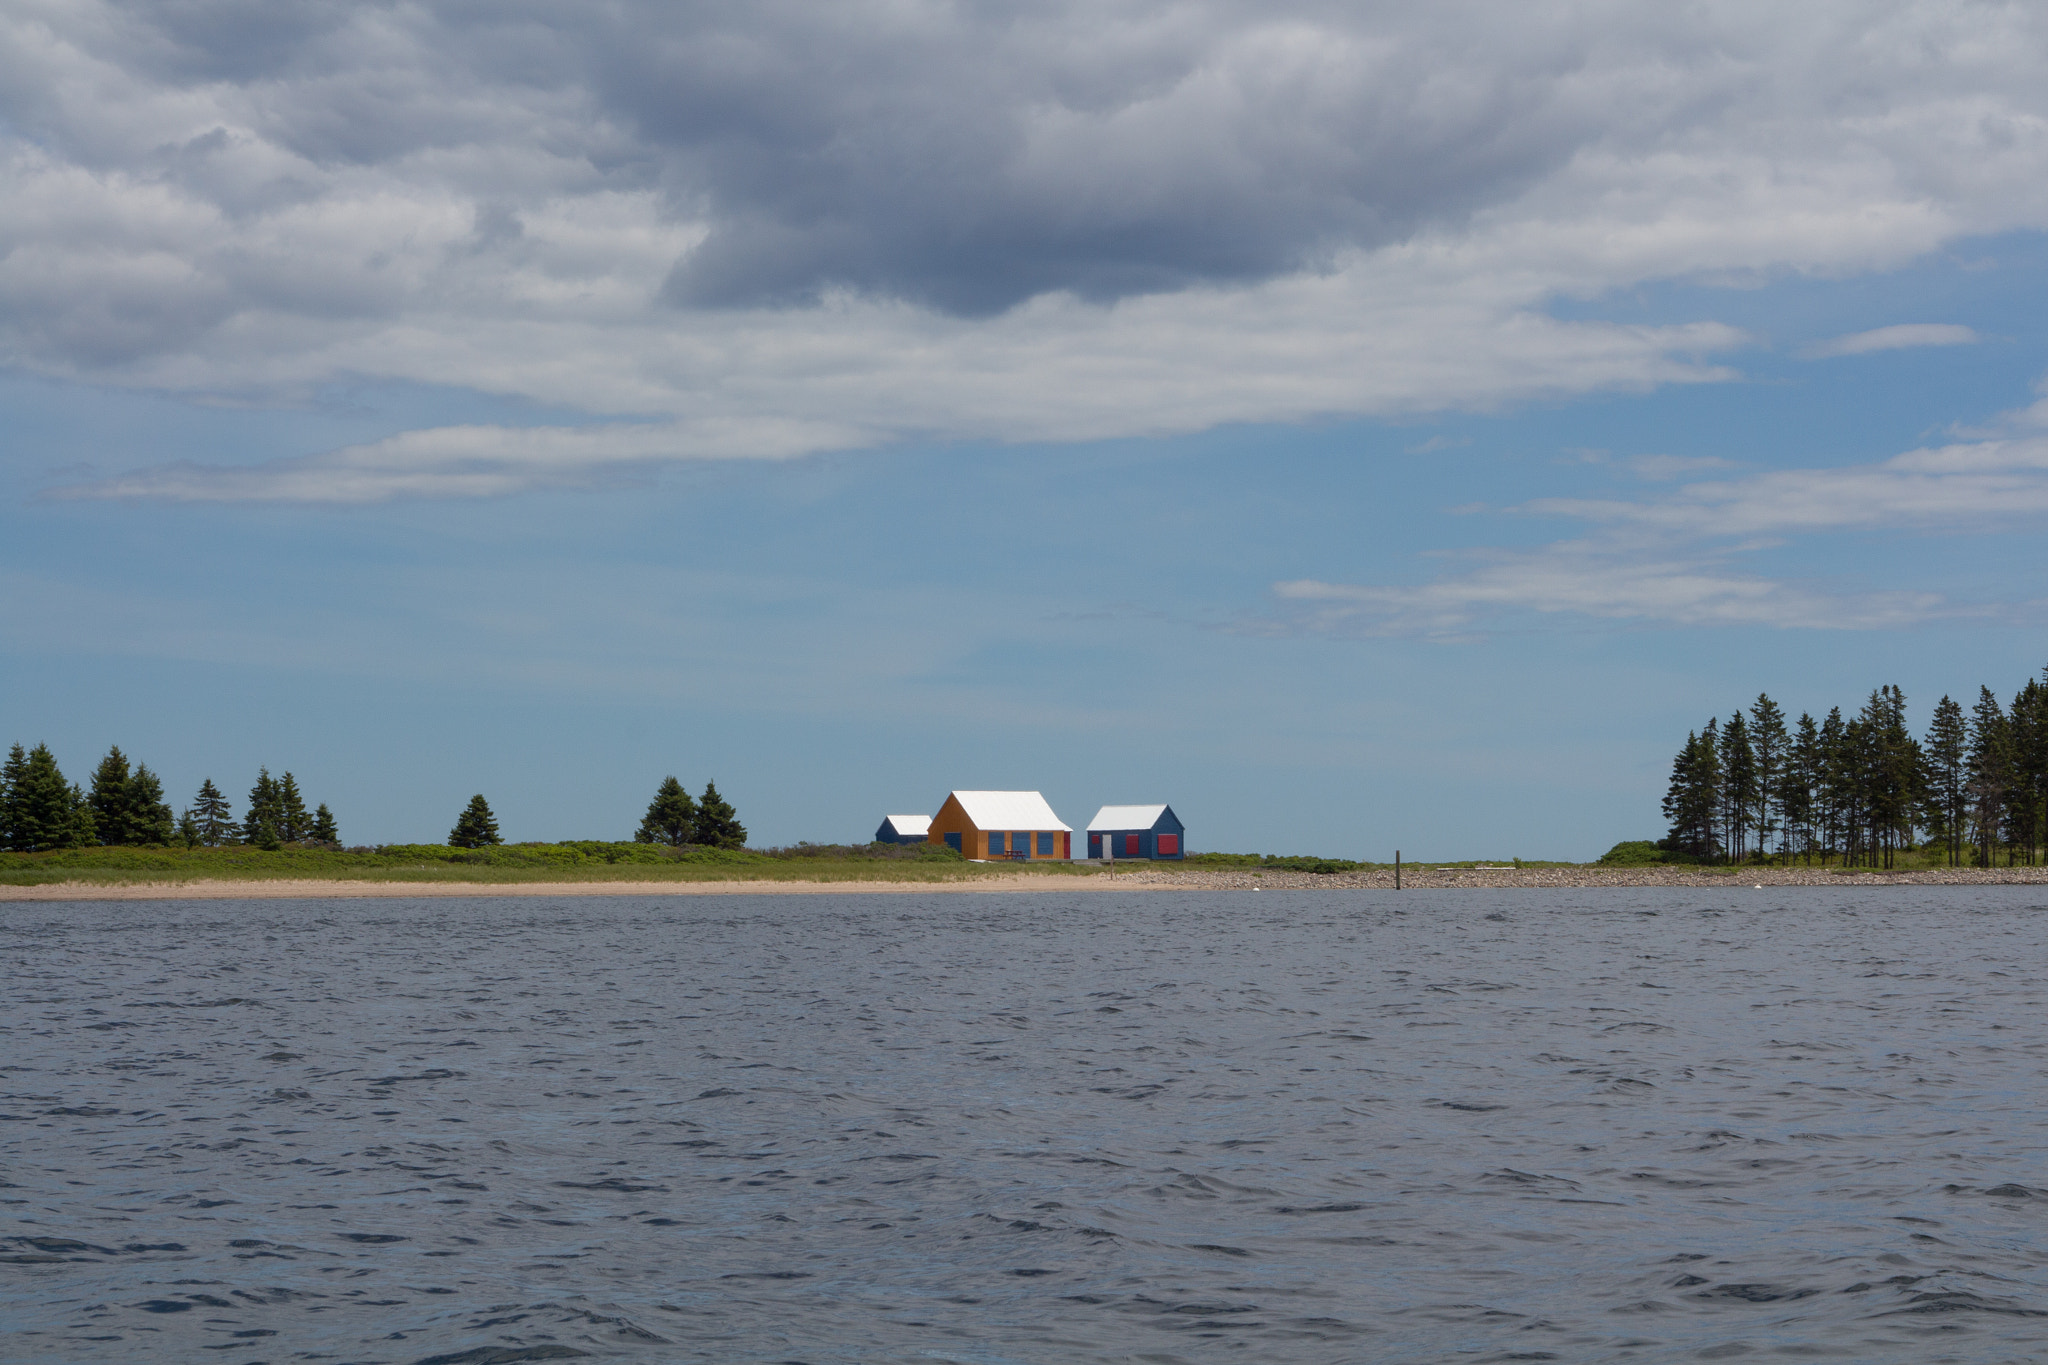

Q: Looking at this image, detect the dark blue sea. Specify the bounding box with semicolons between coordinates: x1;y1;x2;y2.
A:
6;887;2048;1363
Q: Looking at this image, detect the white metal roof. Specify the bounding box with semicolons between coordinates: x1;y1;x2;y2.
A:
880;814;931;835
948;791;1071;831
1088;804;1170;832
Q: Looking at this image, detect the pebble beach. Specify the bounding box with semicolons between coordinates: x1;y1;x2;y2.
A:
6;863;2048;898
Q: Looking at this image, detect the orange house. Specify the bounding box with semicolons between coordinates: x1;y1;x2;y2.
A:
928;790;1072;861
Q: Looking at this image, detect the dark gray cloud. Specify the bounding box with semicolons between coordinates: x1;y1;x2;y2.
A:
63;0;1619;313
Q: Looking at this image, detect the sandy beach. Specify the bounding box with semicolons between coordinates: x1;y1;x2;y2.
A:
7;864;2048;900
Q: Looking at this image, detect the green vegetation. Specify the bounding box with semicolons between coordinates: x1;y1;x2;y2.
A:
1597;840;1697;866
1662;671;2048;868
0;838;1023;889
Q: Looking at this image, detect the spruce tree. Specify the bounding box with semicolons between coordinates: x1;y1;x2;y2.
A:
1967;686;2011;867
1817;707;1849;865
127;764;175;846
63;783;96;849
87;745;133;845
2006;680;2047;865
449;795;501;848
189;778;237;847
176;808;201;848
1661;728;1720;860
12;745;82;851
1748;694;1788;861
244;768;283;850
309;804;339;846
1786;713;1820;864
1720;713;1755;862
1924;695;1968;867
0;743;26;851
635;776;698;846
277;772;310;844
692;781;747;849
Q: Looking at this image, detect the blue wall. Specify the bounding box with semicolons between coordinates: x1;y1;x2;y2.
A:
1087;807;1185;859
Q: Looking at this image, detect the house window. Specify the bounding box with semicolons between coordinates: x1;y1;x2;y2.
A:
1089;833;1102;856
1037;831;1054;856
1124;833;1141;856
989;831;1006;855
1157;834;1179;856
945;832;961;851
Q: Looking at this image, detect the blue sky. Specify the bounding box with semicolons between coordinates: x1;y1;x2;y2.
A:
6;3;2048;858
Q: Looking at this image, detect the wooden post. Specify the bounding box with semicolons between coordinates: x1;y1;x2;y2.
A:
1395;850;1401;890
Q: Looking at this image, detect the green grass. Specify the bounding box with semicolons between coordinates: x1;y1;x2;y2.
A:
0;840;1107;888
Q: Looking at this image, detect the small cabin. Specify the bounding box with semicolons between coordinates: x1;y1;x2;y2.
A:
874;814;931;845
928;791;1071;860
1086;804;1185;860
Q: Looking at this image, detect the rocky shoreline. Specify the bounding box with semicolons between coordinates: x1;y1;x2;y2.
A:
7;864;2048;900
1099;864;2048;890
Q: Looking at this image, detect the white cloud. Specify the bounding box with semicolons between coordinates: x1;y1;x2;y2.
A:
1800;323;1981;358
1270;433;2048;635
47;418;868;503
1275;552;1948;637
3;2;2048;498
1529;435;2048;536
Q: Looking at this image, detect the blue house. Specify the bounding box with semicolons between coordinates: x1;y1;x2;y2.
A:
1086;804;1185;860
874;814;931;845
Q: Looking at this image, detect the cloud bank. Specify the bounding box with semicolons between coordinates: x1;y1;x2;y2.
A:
6;1;2048;498
1272;435;2048;636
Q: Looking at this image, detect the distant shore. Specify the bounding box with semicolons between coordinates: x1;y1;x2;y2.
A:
6;863;2048;900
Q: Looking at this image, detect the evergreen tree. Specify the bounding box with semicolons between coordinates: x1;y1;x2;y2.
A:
1923;695;1969;867
11;744;88;851
187;778;237;847
2005;679;2048;866
1749;694;1789;861
309;803;339;846
1785;713;1820;865
87;745;134;845
64;784;96;848
634;776;698;846
449;795;501;848
1720;712;1756;862
1850;686;1920;869
127;764;175;846
1661;726;1721;860
277;772;310;844
1817;708;1848;865
176;807;201;848
244;768;283;850
0;743;27;851
1967;686;2011;867
692;781;747;849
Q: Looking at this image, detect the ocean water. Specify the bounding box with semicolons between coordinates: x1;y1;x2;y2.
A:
5;887;2048;1364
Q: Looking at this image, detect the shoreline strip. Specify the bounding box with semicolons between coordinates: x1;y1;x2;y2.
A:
6;865;2048;901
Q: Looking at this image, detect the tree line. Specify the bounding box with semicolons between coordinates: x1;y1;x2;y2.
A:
1662;671;2048;867
3;745;749;854
0;742;337;852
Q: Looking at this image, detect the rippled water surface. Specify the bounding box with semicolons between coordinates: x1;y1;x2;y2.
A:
7;887;2048;1363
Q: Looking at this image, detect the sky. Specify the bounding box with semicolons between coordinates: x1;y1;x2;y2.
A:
5;0;2048;859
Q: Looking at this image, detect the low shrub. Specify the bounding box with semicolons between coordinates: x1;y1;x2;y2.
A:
1597;840;1701;866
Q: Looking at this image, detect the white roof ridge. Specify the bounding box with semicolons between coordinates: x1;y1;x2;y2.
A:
1087;803;1171;831
947;790;1072;832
